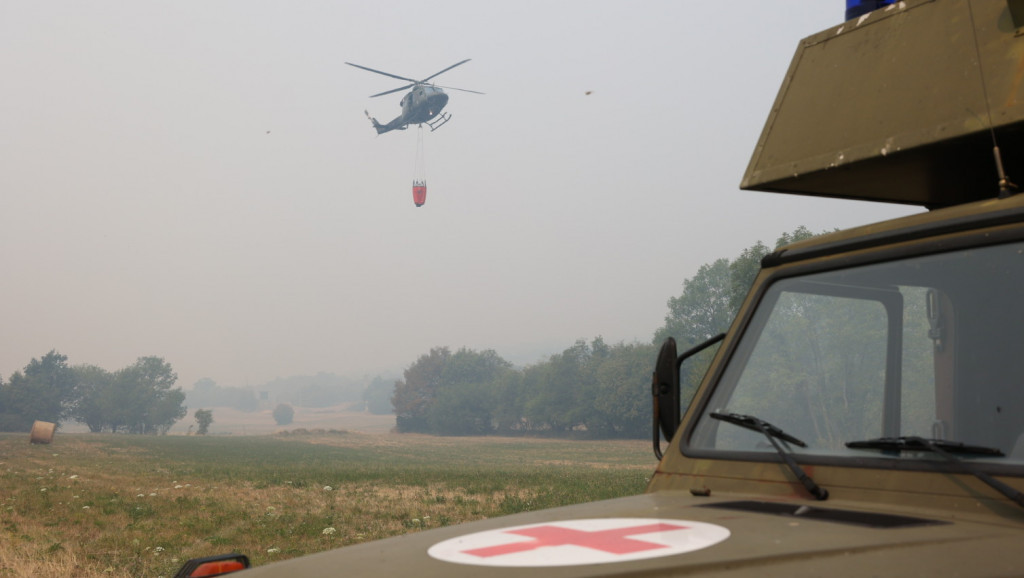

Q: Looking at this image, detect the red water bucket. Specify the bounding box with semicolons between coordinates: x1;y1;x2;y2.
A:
412;181;427;207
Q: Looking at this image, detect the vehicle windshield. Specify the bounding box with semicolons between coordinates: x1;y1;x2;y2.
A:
689;240;1024;468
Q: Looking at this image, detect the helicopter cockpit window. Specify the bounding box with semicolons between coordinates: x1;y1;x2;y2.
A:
689;240;1024;470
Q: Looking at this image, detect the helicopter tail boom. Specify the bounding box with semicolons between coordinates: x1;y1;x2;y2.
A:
364;110;407;134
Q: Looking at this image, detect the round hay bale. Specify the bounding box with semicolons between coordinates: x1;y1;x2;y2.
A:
30;421;56;444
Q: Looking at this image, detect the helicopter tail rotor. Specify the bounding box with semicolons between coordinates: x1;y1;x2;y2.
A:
364;110;386;134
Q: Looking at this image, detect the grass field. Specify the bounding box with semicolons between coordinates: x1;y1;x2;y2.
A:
0;431;652;577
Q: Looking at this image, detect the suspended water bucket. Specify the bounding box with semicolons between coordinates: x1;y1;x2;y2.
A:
412;180;427;207
30;420;56;444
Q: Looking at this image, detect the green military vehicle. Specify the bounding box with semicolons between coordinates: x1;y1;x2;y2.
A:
179;0;1024;575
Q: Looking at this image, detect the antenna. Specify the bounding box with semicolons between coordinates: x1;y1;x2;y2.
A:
967;2;1019;198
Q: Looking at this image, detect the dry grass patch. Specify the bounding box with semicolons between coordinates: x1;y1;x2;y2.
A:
0;432;651;577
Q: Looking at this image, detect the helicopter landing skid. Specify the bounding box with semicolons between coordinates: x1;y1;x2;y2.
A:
426;112;452;131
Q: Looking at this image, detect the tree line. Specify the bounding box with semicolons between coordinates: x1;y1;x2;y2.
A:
390;227;817;438
390;340;656;438
0;351;185;434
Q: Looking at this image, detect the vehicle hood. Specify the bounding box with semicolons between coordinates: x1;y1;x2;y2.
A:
237;491;1024;577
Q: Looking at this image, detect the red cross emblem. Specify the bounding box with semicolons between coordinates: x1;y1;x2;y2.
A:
428;518;731;568
462;522;688;558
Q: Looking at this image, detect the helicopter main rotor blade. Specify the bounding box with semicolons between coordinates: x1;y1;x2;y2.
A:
436;85;485;95
420;59;471;83
370;84;415;98
345;62;419;84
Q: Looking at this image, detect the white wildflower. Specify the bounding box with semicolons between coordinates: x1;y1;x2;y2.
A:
322;486;332;491
322;527;337;536
267;548;281;554
82;506;90;510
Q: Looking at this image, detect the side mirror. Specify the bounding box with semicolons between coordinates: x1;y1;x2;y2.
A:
651;333;727;460
652;337;679;459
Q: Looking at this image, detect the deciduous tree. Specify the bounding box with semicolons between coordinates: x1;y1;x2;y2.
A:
194;409;213;435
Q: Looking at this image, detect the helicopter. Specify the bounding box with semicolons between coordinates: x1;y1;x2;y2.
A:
345;59;482;134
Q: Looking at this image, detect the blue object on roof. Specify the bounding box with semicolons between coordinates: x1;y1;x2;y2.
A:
845;0;896;20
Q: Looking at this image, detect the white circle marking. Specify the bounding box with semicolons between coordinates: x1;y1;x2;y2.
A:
428;518;730;567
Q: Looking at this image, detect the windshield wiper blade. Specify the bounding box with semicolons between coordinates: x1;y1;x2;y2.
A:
846;436;1024;509
710;412;828;501
846;436;1004;456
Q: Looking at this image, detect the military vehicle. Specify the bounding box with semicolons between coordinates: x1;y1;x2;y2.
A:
177;0;1024;575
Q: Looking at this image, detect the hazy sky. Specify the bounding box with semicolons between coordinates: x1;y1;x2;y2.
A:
0;2;921;390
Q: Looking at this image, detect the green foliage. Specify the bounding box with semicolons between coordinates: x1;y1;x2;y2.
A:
0;351;77;430
656;226;819;348
656;258;734;347
393;347;511;434
392;347;450;432
194;409;214;435
391;339;655;438
273;403;295;426
106;357;186;434
0;353;187;434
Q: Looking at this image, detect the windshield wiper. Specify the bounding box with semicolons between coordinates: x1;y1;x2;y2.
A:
846;436;1024;509
710;412;828;501
846;436;1004;456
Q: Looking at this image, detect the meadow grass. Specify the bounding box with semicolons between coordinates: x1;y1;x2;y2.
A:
0;431;652;577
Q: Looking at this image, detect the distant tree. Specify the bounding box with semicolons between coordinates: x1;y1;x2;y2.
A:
523;340;595;433
656;227;820;348
729;226;817;312
655;258;734;348
430;348;512;434
729;240;771;313
0;351;77;431
194;409;213;435
115;357;186;434
272;403;294;426
591;342;657;438
70;364;116;432
393;347;512;435
392;347;451;433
